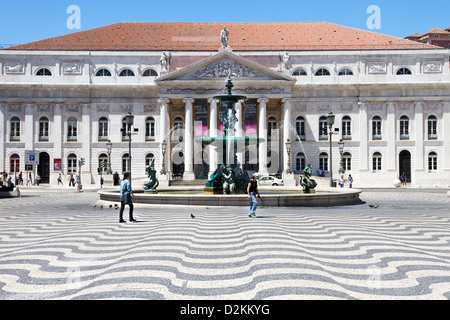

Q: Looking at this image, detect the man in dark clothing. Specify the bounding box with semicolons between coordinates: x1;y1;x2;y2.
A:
247;173;261;218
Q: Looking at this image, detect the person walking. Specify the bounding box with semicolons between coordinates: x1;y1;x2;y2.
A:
247;173;261;218
27;173;32;186
57;173;63;186
68;174;76;187
348;174;353;188
119;172;136;223
339;175;345;188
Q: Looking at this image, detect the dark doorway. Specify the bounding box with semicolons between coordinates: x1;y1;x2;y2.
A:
38;152;50;184
399;150;411;184
194;152;209;179
172;151;185;179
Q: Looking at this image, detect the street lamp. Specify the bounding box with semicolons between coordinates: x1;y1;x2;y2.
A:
160;139;167;175
106;140;112;175
326;112;336;187
122;112;136;183
338;139;345;174
285;138;292;174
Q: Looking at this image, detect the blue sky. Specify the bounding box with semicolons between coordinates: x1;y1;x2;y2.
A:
0;0;448;45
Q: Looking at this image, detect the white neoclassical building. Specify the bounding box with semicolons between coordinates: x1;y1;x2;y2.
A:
1;22;449;187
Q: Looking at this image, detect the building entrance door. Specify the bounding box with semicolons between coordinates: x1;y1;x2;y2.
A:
38;152;50;184
399;150;411;184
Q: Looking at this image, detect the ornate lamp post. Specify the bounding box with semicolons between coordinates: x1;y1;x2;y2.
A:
160;139;167;175
285;138;292;174
338;139;345;174
326;112;336;187
106;140;112;175
123;112;135;183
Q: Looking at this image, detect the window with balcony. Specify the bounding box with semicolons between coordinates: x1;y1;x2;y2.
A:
145;117;156;141
427;115;438;140
98;117;109;141
295;116;305;141
319;116;328;140
372;116;382;140
10;116;20;141
67;117;77;141
39;117;49;141
399;116;410;140
342;116;352;140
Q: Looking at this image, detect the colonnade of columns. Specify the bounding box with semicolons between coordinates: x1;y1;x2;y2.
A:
157;97;293;180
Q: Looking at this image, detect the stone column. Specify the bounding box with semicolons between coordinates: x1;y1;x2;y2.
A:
414;101;424;173
443;101;450;175
386;101;397;173
235;99;244;167
158;98;170;186
257;98;269;176
0;103;4;172
183;98;195;180
282;98;295;186
81;103;91;181
24;103;34;152
208;98;219;176
359;102;369;172
52;103;63;184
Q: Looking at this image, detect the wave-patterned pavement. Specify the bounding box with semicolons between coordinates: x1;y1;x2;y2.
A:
1;188;450;300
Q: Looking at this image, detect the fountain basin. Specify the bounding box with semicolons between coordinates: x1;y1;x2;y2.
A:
97;186;363;207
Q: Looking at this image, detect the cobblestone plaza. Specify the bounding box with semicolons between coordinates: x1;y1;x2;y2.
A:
1;186;449;300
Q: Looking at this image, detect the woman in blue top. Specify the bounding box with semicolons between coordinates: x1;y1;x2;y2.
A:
119;172;136;223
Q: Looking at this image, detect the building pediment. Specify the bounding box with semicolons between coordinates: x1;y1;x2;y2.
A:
156;51;295;84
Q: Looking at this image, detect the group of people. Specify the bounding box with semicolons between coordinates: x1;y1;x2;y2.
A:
338;174;354;188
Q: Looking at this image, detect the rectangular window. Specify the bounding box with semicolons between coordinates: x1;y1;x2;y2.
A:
67;122;77;141
10;121;20;141
428;119;438;140
98;122;108;141
319;121;328;140
146;121;156;141
372;120;382;140
373;158;382;171
319;157;328;171
400;119;409;140
39;121;49;141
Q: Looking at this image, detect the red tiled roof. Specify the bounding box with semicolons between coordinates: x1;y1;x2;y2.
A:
6;22;439;51
424;27;450;35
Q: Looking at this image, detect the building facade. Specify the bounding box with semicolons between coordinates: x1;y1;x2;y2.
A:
1;22;450;187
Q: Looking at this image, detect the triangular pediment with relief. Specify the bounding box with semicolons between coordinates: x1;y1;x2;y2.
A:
156;51;295;83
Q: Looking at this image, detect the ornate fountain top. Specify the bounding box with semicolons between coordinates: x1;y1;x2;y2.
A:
225;76;233;96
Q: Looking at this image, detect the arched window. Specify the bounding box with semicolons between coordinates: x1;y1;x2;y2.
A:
67;154;77;174
295;116;305;141
122;153;130;173
145;117;156;141
292;68;307;76
372;116;382;140
172;117;184;142
36;68;52;76
67;117;77;141
10;154;20;174
315;68;331;76
427;115;438;140
319;152;328;171
143;69;158;77
338;68;354;76
95;69;112;77
342;116;352;140
373;152;382;172
98;117;109;141
10;116;20;141
399;115;410;140
396;67;412;75
319;116;328;140
267;117;277;140
98;153;108;173
428;152;438;172
145;153;155;168
295;152;306;173
343;152;352;171
119;69;135;77
39;117;49;141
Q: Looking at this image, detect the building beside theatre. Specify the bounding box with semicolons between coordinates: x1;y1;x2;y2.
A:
1;22;449;187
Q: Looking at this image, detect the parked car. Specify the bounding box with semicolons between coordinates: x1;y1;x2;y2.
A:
258;176;284;186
